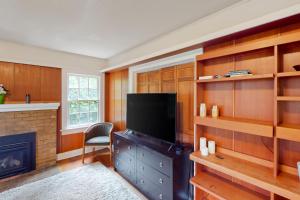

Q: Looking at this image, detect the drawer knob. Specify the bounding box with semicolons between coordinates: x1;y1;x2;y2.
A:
128;146;131;150
159;178;163;184
142;166;144;171
116;149;119;154
116;162;119;166
142;153;144;157
117;140;120;144
159;162;163;168
140;179;144;184
159;194;163;199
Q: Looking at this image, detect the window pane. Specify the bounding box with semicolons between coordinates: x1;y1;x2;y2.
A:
89;101;98;112
80;113;89;124
79;88;89;100
89;78;98;89
79;101;89;112
68;88;79;100
89;89;98;100
69;76;79;88
80;77;89;88
69;114;79;125
89;112;98;123
69;102;79;114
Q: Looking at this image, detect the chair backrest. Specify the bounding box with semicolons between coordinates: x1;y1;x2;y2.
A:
84;122;114;141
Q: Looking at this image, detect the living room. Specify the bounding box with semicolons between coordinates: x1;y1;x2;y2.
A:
1;1;300;200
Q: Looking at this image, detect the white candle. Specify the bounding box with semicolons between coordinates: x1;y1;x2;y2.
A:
208;141;216;154
201;147;209;157
200;137;207;149
297;161;300;181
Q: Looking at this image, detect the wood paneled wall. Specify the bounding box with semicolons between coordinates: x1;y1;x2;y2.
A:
105;69;128;131
0;61;62;152
136;62;194;144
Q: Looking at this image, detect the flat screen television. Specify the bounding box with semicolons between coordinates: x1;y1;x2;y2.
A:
126;93;176;144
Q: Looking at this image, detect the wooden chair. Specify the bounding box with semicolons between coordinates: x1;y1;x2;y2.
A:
82;122;113;164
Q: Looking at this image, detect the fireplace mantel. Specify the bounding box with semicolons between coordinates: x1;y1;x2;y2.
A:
0;103;60;112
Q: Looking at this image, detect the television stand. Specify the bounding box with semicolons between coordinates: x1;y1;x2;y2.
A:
113;131;193;200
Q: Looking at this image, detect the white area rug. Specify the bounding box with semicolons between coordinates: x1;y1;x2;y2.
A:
0;163;143;200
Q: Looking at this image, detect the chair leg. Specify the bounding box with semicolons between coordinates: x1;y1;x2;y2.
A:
82;144;85;164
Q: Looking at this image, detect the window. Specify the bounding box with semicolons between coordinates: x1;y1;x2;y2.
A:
67;74;99;128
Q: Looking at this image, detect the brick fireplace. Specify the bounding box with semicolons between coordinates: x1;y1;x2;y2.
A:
0;105;59;172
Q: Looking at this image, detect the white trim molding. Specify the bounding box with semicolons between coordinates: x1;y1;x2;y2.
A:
128;48;203;93
0;103;60;113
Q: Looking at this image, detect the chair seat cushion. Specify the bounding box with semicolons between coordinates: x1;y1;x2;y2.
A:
86;136;110;145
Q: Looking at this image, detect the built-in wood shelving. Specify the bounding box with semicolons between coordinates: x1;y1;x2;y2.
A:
190;152;300;200
190;173;268;200
194;116;273;137
276;124;300;142
193;22;300;200
277;71;300;78
277;96;300;102
196;74;274;83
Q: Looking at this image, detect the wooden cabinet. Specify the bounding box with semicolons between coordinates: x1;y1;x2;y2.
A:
136;63;195;144
41;67;62;101
0;62;14;101
14;64;41;101
161;67;176;93
105;69;128;131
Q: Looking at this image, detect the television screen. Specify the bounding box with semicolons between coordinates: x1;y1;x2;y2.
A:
126;93;176;144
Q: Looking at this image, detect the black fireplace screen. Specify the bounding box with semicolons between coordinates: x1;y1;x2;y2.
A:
0;132;36;179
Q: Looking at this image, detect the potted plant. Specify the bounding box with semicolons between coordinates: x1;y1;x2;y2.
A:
0;84;8;104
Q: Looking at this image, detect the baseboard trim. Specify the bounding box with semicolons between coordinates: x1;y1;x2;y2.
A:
57;146;105;161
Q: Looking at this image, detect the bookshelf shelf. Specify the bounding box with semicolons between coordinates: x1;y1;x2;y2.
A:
190;173;268;200
277;71;300;78
190;152;300;200
277;96;300;101
194;116;273;137
276;124;300;142
196;74;274;83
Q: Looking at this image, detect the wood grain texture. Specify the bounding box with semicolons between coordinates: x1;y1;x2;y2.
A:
0;62;14;101
60;132;84;153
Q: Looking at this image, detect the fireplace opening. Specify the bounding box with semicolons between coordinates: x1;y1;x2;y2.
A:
0;132;36;179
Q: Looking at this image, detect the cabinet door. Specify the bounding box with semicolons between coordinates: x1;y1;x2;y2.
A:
161;67;176;93
148;70;160;93
177;63;194;143
137;72;149;93
14;64;41;101
41;67;61;101
0;62;14;101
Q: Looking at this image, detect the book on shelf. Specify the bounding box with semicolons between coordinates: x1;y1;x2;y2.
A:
198;75;214;80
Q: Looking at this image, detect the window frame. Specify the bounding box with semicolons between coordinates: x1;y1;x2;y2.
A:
66;73;100;129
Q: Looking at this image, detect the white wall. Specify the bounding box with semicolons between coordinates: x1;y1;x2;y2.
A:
0;39;108;134
108;0;300;68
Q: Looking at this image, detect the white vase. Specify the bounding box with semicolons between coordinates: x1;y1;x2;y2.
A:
200;103;206;118
212;105;219;118
297;161;300;181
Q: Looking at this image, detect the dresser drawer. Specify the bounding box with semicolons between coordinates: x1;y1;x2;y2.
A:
115;157;136;184
137;147;172;176
137;173;171;200
114;136;136;157
137;161;172;193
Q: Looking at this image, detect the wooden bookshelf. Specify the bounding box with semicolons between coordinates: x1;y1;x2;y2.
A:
196;74;274;83
190;152;300;200
195;116;273;137
190;173;268;200
192;21;300;200
276;124;300;142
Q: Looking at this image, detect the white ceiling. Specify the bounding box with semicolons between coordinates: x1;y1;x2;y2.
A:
0;0;240;59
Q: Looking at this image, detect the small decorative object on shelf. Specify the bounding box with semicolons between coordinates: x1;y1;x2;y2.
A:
201;147;209;157
211;105;219;118
224;69;253;77
208;141;216;154
298;161;300;181
199;75;214;80
200;137;207;150
0;84;8;104
200;103;207;118
25;94;31;104
293;65;300;71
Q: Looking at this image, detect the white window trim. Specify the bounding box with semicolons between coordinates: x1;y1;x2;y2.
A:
63;73;101;134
